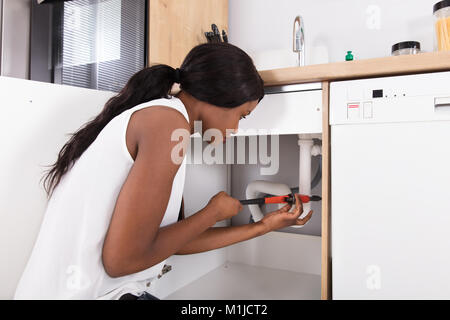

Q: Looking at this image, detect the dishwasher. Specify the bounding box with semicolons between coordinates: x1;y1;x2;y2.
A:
330;71;450;299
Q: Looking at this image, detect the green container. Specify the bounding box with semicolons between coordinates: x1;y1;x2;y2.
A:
345;51;354;61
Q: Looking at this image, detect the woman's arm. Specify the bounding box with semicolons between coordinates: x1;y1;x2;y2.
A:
175;196;313;255
102;107;241;278
102;107;215;278
175;221;268;255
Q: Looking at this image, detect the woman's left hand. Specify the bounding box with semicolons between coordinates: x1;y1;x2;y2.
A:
259;194;313;232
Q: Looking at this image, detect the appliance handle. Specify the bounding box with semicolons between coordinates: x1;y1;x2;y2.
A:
434;97;450;109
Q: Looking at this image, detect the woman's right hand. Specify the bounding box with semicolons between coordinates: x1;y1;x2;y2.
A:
260;194;313;232
206;191;243;222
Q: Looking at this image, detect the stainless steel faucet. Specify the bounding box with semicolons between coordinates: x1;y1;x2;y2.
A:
293;16;305;67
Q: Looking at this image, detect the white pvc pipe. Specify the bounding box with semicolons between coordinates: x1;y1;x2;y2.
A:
298;137;314;221
246;180;292;222
246;137;318;228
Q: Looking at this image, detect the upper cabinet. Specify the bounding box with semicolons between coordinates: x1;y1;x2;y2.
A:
148;0;228;68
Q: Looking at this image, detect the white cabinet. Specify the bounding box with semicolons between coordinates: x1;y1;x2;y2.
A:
0;77;115;299
235;83;322;135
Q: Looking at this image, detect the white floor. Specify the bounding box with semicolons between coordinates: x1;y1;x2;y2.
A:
165;262;321;300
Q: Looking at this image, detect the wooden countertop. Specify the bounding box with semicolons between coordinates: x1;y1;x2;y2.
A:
259;51;450;87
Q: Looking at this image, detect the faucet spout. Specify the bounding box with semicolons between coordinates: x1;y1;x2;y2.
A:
293;15;305;66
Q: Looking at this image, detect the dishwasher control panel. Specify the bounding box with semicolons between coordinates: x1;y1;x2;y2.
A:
330;71;450;125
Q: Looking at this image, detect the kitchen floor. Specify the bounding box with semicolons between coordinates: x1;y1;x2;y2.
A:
165;262;321;300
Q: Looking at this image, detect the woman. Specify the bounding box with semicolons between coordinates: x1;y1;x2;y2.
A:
14;43;313;300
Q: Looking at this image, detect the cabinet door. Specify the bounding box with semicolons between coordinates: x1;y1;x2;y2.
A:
235;85;323;136
0;77;115;299
148;0;228;67
331;121;450;299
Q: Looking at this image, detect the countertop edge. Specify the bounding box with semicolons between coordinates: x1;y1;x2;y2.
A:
259;51;450;87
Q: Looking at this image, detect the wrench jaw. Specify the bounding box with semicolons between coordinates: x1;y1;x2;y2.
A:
285;192;297;205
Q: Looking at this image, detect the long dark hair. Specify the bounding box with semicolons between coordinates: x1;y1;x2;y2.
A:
43;42;265;196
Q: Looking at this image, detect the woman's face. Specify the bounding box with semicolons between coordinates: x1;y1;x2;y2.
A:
201;99;259;144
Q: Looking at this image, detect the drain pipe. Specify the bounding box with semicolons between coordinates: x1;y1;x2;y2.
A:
296;135;322;226
246;136;322;227
246;180;292;223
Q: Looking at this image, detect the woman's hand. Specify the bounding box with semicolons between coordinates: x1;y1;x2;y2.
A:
260;194;313;232
206;191;243;223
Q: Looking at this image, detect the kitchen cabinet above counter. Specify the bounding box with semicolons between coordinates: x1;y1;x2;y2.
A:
259;51;450;87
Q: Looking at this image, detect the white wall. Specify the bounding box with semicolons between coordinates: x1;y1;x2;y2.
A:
229;0;439;69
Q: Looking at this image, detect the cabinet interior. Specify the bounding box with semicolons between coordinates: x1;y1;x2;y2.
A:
154;133;323;300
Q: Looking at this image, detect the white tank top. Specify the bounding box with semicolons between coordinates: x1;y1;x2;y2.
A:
14;97;189;300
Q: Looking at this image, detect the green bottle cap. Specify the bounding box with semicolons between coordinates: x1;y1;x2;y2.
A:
345;51;354;61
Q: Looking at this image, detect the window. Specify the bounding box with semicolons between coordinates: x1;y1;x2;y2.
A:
31;0;147;92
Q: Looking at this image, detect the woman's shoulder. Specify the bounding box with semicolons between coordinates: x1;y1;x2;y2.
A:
132;104;190;136
126;104;190;161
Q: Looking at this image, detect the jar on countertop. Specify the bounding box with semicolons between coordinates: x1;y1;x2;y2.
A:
391;41;421;56
434;0;450;51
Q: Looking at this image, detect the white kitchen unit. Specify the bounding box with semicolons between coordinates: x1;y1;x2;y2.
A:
235;83;322;135
330;71;450;299
0;77;323;299
0;76;115;299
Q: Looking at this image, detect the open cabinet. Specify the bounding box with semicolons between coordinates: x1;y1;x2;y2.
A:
149;82;331;300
